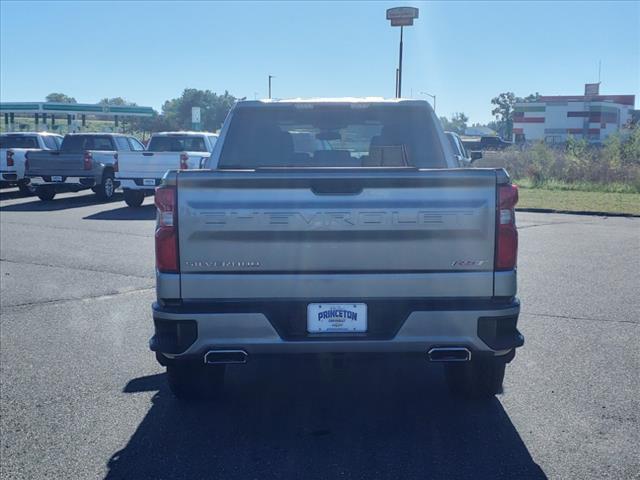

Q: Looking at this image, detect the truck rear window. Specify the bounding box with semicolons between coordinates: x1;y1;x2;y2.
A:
218;105;446;169
0;135;39;149
147;136;207;152
61;135;114;152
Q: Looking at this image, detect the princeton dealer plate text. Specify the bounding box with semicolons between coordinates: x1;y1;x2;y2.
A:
307;303;367;333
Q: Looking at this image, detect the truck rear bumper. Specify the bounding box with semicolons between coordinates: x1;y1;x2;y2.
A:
118;178;157;192
29;176;97;187
150;298;523;363
1;170;19;182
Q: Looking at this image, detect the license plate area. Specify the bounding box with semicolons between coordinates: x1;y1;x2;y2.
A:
51;175;63;182
143;178;155;186
307;303;367;333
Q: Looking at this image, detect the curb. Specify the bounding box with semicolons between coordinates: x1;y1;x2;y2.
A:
516;207;640;218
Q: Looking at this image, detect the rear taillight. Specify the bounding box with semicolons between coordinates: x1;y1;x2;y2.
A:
155;185;178;273
113;153;119;172
495;184;519;270
6;150;14;167
83;151;93;170
179;152;188;170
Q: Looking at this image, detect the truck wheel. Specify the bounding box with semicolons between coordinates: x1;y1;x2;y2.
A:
95;171;115;200
35;186;56;201
18;181;35;196
167;363;225;400
445;357;506;398
123;189;145;208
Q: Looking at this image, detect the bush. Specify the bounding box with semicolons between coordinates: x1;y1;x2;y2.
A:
476;127;640;193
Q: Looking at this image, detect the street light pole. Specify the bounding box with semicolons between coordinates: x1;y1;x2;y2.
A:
420;92;436;113
268;75;274;99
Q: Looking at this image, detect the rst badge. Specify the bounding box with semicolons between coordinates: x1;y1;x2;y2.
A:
451;260;487;268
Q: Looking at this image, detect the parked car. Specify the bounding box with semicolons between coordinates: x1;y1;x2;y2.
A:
25;133;142;201
0;132;63;194
116;132;218;207
462;135;513;151
149;98;523;400
445;131;482;166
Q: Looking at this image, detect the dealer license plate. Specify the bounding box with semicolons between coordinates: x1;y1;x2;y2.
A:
307;303;367;333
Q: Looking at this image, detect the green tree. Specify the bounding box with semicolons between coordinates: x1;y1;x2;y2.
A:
99;97;135;106
162;88;236;132
491;92;516;140
439;112;468;135
129;111;171;139
490;92;541;140
45;93;77;103
518;92;541;103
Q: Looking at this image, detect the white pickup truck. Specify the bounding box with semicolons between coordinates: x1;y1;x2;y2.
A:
116;132;218;207
0;132;63;194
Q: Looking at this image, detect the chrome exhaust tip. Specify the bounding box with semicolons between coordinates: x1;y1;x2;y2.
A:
427;347;471;362
204;350;248;365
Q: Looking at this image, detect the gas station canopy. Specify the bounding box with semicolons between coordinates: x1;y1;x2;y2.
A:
0;102;154;116
1;101;154;132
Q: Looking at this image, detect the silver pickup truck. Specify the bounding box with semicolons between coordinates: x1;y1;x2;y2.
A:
26;133;143;201
150;98;523;400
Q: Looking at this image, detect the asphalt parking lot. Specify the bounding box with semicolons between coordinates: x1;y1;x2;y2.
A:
1;187;638;480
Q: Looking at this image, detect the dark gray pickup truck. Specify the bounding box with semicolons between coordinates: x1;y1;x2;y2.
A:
151;99;523;401
26;133;142;201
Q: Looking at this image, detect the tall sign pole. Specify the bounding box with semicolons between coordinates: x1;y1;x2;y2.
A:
398;26;404;98
386;7;419;98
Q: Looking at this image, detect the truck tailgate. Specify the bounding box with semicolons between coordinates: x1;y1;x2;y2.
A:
118;151;206;178
176;169;498;299
27;151;83;175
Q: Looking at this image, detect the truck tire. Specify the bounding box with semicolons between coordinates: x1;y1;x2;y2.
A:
35;185;56;201
445;357;506;398
18;180;35;196
123;189;145;208
95;171;115;200
167;363;225;400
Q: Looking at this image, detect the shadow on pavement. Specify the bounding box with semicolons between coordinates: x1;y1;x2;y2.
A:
0;191;123;212
84;204;156;221
0;187;30;201
107;357;546;480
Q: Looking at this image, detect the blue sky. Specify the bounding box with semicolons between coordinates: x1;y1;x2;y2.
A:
1;1;638;123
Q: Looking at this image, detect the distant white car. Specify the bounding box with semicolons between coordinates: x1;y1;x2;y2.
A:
0;132;63;194
116;131;218;207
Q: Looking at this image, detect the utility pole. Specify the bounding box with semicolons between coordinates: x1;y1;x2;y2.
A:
268;75;274;99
